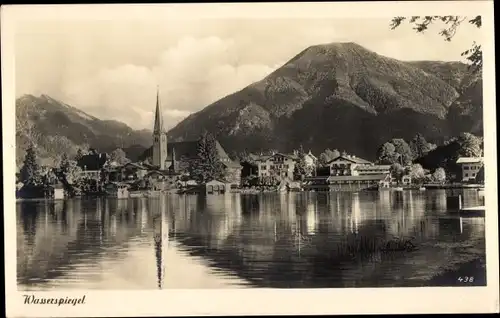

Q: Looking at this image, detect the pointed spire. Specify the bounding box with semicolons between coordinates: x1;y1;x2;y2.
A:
153;85;163;133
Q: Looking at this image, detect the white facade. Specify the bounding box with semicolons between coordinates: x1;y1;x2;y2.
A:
257;153;296;179
328;155;390;177
456;157;483;182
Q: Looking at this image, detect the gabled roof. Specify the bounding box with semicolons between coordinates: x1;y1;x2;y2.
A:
146;170;169;176
122;162;148;170
456;157;483;164
326;154;372;165
256;152;297;161
206;179;228;185
222;160;242;169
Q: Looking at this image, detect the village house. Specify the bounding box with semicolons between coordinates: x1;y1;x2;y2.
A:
256;152;297;179
322;154;391;191
255;150;318;180
456;157;484;183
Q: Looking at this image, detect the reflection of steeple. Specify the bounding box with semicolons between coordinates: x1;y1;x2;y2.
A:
351;193;361;233
153;198;169;290
140;198;148;232
306;199;317;235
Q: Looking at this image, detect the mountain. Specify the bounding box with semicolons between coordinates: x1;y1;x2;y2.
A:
16;94;152;169
167;42;483;161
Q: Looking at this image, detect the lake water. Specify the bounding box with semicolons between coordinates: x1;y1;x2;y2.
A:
17;189;486;290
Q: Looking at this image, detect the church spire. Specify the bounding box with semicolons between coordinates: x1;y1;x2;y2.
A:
153;85;163;133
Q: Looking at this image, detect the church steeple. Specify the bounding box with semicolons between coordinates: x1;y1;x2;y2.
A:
153;86;163;133
152;86;168;170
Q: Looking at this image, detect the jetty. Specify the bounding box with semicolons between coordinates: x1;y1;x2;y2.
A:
446;194;485;217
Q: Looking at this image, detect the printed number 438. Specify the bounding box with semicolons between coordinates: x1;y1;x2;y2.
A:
458;276;474;283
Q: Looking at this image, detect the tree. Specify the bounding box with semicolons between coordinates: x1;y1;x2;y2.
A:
293;145;312;180
390;16;482;71
377;142;398;164
390;163;405;182
318;148;340;166
188;133;225;184
457;132;483;157
59;153;82;185
390;138;413;165
75;148;85;162
410;133;433;160
109;148;130;165
408;163;426;183
20;145;42;185
433;168;447;184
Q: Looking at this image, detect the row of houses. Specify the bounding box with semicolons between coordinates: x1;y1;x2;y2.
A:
245;152;484;189
241;151;392;190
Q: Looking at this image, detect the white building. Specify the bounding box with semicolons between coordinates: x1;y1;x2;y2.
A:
256;151;318;180
327;154;390;177
257;153;296;179
456;157;483;182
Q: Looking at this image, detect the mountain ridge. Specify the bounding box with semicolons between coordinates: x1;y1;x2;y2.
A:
167;42;483;160
16;42;483;167
16;94;153;168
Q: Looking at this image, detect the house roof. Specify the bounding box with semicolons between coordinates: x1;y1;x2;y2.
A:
222;159;242;169
456;157;483;164
206;179;228;185
327;174;388;182
254;152;298;162
122;162;148;170
327;154;372;165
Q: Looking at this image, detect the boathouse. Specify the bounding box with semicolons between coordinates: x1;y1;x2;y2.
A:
205;179;229;194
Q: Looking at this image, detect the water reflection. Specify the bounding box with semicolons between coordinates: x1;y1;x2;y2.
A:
17;189;486;289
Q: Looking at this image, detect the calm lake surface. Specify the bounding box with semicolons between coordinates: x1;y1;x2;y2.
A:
17;189;486;289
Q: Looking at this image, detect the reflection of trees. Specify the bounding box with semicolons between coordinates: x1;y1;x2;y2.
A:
17;198;148;287
168;191;456;287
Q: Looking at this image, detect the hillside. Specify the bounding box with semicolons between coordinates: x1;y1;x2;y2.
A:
168;42;483;160
16;94;152;169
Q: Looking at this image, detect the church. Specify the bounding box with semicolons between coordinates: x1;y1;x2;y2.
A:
139;88;242;184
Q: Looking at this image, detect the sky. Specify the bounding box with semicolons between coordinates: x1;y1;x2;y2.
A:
14;14;483;131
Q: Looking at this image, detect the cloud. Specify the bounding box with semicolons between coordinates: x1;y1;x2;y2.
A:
60;36;277;130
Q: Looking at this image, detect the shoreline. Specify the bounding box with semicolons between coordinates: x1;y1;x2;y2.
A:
16;185;485;201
